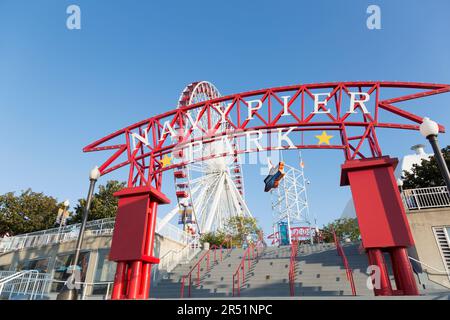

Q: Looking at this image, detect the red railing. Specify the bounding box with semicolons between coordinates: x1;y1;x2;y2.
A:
288;241;299;296
232;243;264;297
331;230;357;296
180;238;232;298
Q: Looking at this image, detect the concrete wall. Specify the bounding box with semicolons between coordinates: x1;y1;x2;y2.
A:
406;207;450;288
0;232;186;291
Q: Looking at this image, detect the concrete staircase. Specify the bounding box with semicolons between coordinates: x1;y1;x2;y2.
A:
296;243;374;296
238;243;374;297
149;242;450;298
152;248;246;298
151;243;378;298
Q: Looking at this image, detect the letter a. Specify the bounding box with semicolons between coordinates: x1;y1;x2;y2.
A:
366;265;381;290
67;5;81;30
366;5;381;30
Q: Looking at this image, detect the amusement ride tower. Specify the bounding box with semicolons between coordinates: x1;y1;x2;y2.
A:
271;153;316;245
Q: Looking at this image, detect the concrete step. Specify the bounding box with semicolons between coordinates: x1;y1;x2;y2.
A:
152;243;387;298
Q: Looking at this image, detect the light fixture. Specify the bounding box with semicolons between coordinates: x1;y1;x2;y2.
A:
90;166;101;180
419;117;439;138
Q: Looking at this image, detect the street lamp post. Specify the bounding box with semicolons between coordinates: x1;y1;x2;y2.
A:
419;117;450;192
57;166;101;300
396;178;404;192
57;200;70;241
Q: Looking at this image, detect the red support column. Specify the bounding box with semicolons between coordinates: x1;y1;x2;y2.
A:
389;247;419;295
111;262;126;300
126;263;132;295
341;156;418;296
127;261;142;299
140;201;159;299
367;248;393;296
109;186;170;300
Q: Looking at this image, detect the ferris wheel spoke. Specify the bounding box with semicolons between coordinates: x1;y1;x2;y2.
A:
187;172;219;186
204;174;227;232
199;174;223;228
225;173;253;219
156;206;179;233
194;173;223;232
187;163;207;173
173;81;251;238
189;183;212;235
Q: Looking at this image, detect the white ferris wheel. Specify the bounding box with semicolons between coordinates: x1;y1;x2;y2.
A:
157;81;253;237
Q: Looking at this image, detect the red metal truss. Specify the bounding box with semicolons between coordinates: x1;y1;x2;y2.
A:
83;81;450;188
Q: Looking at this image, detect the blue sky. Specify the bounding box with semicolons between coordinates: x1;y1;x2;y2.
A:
1;0;450;237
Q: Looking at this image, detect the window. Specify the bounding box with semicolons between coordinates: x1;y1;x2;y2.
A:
92;249;116;295
433;226;450;275
16;258;49;273
94;250;116;282
0;264;10;271
51;251;90;292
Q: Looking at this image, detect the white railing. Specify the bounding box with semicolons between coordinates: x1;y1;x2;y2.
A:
408;256;450;275
408;256;450;285
0;270;52;300
46;243;200;300
158;238;201;273
155;217;190;244
401;186;450;210
0;217;191;254
0;218;116;253
49;279;114;300
79;281;114;300
47;242;201;300
152;237;201;285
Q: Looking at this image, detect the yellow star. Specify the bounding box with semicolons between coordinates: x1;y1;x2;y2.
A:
161;155;172;167
315;131;333;145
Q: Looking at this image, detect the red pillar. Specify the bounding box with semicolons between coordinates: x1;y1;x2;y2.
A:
341;156;419;296
367;248;393;296
390;247;419;295
127;261;142;299
140;201;159;299
109;186;170;300
111;261;126;299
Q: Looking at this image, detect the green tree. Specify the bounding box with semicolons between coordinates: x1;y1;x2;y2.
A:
69;180;126;223
0;189;63;236
222;216;261;247
322;218;360;243
402;146;450;189
199;231;228;247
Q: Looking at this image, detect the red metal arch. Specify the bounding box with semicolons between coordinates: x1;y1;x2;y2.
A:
91;81;450;300
84;81;450;189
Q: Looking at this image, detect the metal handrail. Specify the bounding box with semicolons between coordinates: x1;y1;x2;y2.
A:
0;216;191;253
232;232;265;297
50;279;114;300
0;270;51;300
331;231;357;296
232;243;262;297
0;270;38;285
408;256;450;275
159;237;201;270
402;186;450;210
180;238;232;298
153;238;201;285
288;241;299;296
